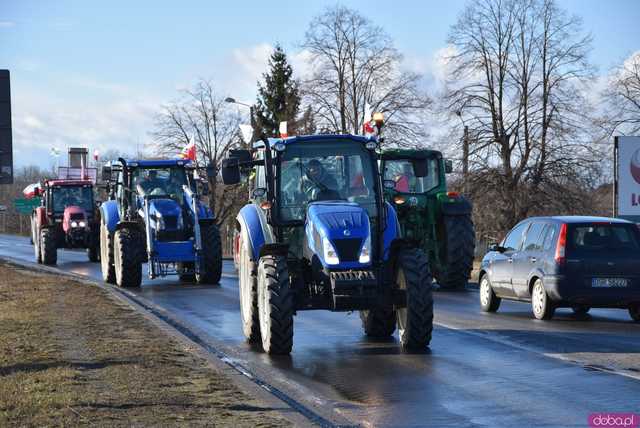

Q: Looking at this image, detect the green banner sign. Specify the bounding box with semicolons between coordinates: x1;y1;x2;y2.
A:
13;197;41;214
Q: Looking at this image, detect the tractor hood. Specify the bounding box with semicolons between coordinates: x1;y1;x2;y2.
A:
63;206;88;233
304;201;371;269
147;198;183;231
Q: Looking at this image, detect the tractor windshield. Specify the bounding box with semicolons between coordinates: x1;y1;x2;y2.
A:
277;140;378;222
51;185;94;213
383;158;440;193
132;167;188;202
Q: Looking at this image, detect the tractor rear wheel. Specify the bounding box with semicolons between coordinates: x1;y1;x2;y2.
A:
437;213;475;290
114;227;143;288
40;228;57;265
100;222;116;284
360;308;396;338
196;222;222;285
396;249;434;350
239;236;260;343
257;255;294;355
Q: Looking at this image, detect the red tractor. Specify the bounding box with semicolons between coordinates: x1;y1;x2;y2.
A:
30;179;100;265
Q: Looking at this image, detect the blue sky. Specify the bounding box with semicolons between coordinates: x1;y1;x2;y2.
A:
1;0;639;168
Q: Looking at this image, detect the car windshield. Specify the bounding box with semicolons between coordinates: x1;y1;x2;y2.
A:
132;167;188;201
383;158;439;193
568;224;640;253
277;140;378;222
51;185;93;213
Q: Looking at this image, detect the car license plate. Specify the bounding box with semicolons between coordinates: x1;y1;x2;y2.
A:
591;278;628;288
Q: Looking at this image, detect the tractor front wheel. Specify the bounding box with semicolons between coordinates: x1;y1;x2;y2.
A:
114;227;143;288
239;235;260;343
40;228;57;265
87;240;99;263
396;249;434;350
195;223;222;285
100;222;116;284
32;220;42;264
360;308;396;338
436;213;475;290
257;255;294;355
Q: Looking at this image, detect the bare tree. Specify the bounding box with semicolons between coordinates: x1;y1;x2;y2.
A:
302;5;431;145
150;79;246;225
600;52;640;136
445;0;600;237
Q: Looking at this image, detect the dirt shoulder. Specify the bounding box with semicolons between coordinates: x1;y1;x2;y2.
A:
0;262;289;427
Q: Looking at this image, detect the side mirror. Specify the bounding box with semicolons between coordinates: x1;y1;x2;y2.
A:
488;243;505;253
102;165;112;181
252;187;266;198
445;160;453;174
412;159;428;178
221;158;241;185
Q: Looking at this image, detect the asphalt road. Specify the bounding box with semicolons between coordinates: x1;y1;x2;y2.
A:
2;233;639;427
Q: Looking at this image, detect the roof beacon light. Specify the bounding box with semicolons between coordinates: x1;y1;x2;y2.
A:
279;121;288;138
373;112;384;128
274;142;286;152
365;141;377;150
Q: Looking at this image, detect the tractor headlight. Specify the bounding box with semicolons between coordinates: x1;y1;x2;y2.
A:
79;221;86;228
71;221;78;228
322;236;340;265
155;213;165;230
359;235;371;264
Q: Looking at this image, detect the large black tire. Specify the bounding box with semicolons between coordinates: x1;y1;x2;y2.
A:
100;222;116;284
479;274;501;312
87;242;99;262
396;249;434;350
436;213;475;290
257;255;294;355
40;228;57;265
531;279;555;320
196;223;222;285
113;227;143;288
239;236;260;342
360;308;396;338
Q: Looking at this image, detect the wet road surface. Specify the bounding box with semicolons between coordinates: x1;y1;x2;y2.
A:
2;234;639;427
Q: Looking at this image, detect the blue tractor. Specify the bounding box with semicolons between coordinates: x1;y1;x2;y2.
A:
100;158;222;287
222;134;434;355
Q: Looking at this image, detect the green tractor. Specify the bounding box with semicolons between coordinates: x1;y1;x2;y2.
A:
381;149;475;290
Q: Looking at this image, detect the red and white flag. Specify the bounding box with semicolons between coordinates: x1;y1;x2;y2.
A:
23;182;42;199
179;140;196;161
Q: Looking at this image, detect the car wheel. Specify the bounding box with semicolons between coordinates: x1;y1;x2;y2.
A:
571;305;590;316
532;279;555;320
629;304;640;322
479;275;501;312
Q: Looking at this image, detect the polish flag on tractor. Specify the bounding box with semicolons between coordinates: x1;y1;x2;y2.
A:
179;140;196;161
23;182;42;199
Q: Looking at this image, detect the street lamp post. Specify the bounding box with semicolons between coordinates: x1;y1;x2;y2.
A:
225;97;257;133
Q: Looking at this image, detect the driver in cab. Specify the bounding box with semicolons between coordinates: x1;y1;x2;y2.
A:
304;159;340;201
139;170;164;194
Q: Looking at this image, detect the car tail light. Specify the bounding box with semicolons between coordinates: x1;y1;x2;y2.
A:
555;223;567;265
447;191;460;198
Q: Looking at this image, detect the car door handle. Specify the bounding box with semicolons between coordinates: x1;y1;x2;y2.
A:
530;257;537;263
508;258;513;263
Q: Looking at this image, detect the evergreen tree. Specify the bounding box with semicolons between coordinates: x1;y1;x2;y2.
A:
254;45;301;137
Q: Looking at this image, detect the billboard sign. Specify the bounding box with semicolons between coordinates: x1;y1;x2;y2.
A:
0;70;12;184
614;136;640;222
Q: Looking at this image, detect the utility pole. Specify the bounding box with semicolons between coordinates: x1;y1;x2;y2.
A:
462;125;469;176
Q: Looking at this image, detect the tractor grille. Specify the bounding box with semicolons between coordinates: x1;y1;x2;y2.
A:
163;215;178;230
70;213;84;220
333;238;362;262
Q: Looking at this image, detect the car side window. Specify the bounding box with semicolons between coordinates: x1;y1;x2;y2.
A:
523;222;545;251
503;222;529;252
542;224;558;251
